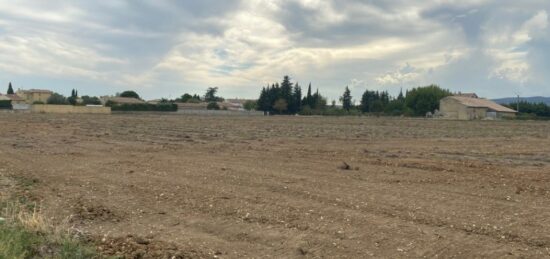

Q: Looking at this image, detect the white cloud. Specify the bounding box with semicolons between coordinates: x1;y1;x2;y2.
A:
484;10;548;83
0;0;549;99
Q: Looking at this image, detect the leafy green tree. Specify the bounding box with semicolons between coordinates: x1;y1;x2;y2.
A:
47;93;68;105
243;100;257;111
179;93;193;102
256;78;328;115
81;96;101;105
273;98;288;114
119;91;140;99
310;89;325;110
405;85;451;116
7;82;14;95
505;102;550;118
205;87;223;102
340;86;352;111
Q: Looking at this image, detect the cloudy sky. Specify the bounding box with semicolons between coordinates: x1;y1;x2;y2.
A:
0;0;549;100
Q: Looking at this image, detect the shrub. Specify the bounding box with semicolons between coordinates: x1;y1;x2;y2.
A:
81;96;101;105
243;100;257;111
47;93;68;105
110;103;177;112
207;102;220;110
0;100;12;109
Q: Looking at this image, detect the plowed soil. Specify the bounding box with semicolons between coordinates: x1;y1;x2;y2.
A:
1;113;550;258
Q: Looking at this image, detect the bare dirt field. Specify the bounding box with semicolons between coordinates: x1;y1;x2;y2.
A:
1;113;550;258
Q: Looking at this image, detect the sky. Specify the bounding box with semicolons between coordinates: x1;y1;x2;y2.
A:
0;0;549;101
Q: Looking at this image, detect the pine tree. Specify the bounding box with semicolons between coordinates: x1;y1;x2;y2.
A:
7;82;14;95
280;76;293;114
397;88;405;101
340;86;352;111
257;86;269;112
361;90;377;113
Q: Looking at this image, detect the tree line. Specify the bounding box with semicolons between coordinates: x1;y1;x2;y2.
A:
255;76;451;116
504;102;550;119
257;76;328;115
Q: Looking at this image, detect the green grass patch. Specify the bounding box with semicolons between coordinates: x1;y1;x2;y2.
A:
0;175;101;259
0;223;41;259
0;221;99;259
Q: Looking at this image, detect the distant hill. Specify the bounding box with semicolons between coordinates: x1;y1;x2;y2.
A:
493;96;550;105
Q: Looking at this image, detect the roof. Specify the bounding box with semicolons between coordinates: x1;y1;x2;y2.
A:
18;89;53;94
5;94;24;101
176;102;207;109
225;99;256;104
444;96;517;113
219;102;243;109
455;93;478;98
0;95;10;101
107;97;145;104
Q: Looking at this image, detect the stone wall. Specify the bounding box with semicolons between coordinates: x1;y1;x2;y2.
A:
31;105;111;114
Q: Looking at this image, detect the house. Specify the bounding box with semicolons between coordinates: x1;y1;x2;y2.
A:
16;89;53;104
218;102;244;111
440;95;517;120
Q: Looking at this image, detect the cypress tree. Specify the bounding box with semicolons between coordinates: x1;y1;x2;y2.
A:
293;83;302;114
306;83;313;107
7;82;14;95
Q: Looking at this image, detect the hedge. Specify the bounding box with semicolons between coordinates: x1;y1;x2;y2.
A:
109;103;177;112
0;100;12;109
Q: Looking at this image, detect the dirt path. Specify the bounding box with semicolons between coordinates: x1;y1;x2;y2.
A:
1;113;550;258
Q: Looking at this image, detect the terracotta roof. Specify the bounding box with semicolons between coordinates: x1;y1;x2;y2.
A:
107;97;145;104
455;93;478;98
176;102;207;109
6;94;24;101
445;96;517;113
19;89;53;94
225;99;255;104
